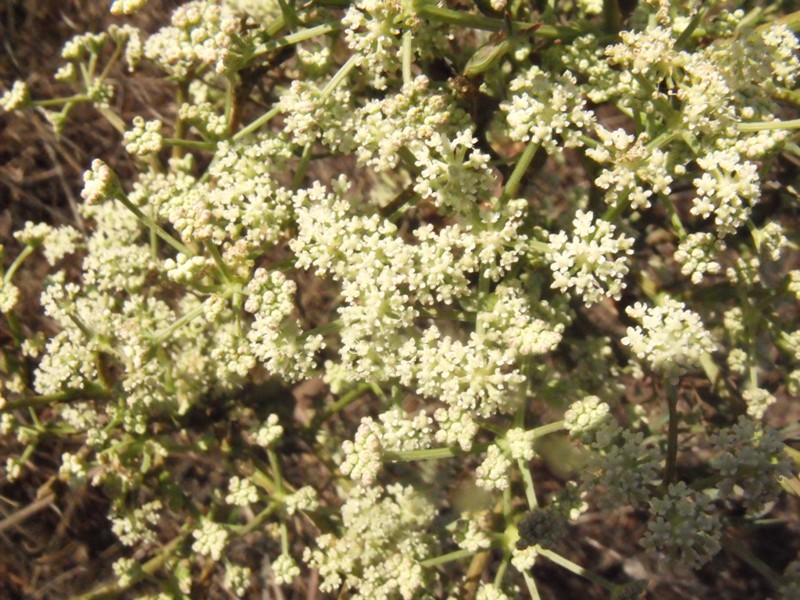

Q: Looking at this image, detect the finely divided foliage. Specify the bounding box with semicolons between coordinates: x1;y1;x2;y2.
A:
1;0;800;598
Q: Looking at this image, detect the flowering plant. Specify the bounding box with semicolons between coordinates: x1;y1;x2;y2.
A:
2;0;800;597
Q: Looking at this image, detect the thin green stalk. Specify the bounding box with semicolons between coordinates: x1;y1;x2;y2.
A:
523;570;542;600
74;531;190;599
97;106;126;133
402;30;414;85
254;23;339;57
3;245;35;284
603;0;621;33
662;196;687;238
738;118;800;132
494;556;509;587
231;503;280;535
162;138;216;151
267;447;285;494
420;548;474;568
233;105;281;141
322;54;359;98
224;76;236;135
114;193;193;256
387;443;490;462
538;548;616;591
518;459;538;510
203;239;232;282
292;142;314;189
675;0;721;50
664;383;679;486
4;385;112;410
33;95;90;107
417;5;581;39
721;535;782;588
308;382;373;430
501;140;540;202
150;303;207;345
532;420;566;437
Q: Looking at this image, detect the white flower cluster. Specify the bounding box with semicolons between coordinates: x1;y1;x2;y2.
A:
501;66;594;154
123;116;163;156
506;427;536;461
278;79;354;150
547;210;634;305
110;500;162;546
144;1;241;76
223;564;252;596
564;395;611;442
475;444;512;491
0;80;30;112
110;0;148;16
191;519;229;561
284;485;319;515
640;482;722;569
674;232;725;284
692;151;760;237
476;583;511;600
622;298;717;378
254;413;283;448
340;407;433;485
304;484;435;599
710;417;791;513
0;280;19;313
587;128;673;211
226;475;259;506
353;75;470;172
742;388;777;421
412;129;494;215
272;554;300;585
81;159;119;205
453;516;492;552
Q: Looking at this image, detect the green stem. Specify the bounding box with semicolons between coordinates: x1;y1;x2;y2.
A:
292;142;314;190
603;0;621;33
518;459;538;510
538;548;616;591
253;23;340;57
204;240;232;282
501;140;540;202
74;531;189;599
737;118;800;132
233;105;280;141
150;303;207;345
322;54;359;98
674;0;721;50
33;95;90;107
3;245;35;284
532;420;566;437
721;535;782;588
387;443;489;462
4;385;112;411
97;107;126;133
308;382;373;430
420;549;474;568
417;5;581;39
162;138;216;151
523;570;542;600
114;193;193;256
402;30;413;85
662;196;687;238
664;383;679;486
231;503;280;536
